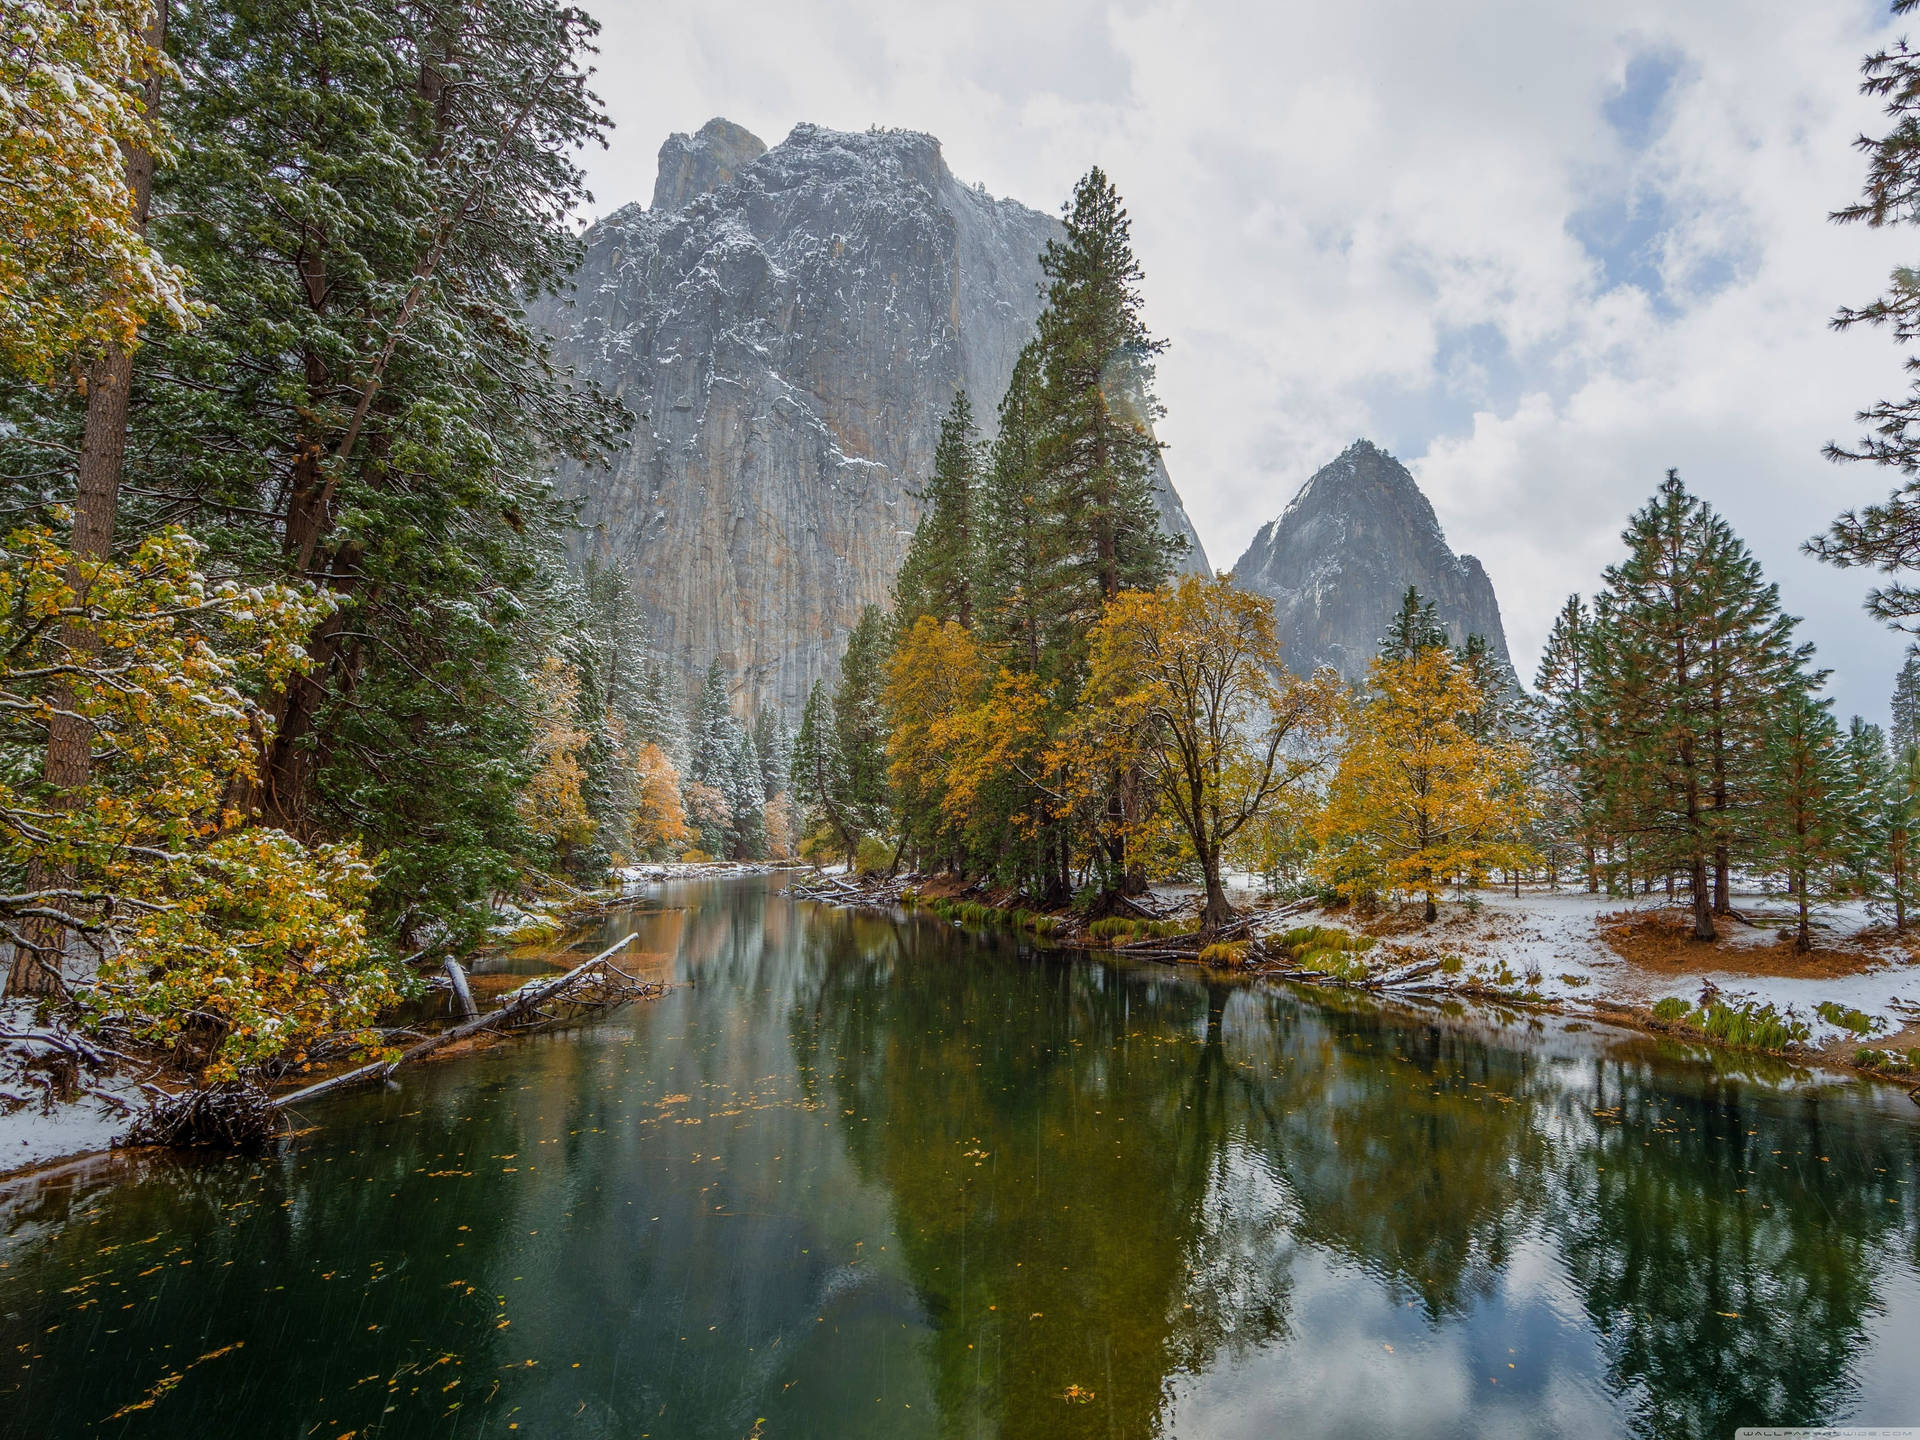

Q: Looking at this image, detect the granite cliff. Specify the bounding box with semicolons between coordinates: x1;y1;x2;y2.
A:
541;118;1209;717
1231;440;1512;681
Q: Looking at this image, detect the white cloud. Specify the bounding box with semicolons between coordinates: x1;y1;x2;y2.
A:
578;0;1920;722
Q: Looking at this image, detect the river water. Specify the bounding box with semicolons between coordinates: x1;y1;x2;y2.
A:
2;875;1917;1439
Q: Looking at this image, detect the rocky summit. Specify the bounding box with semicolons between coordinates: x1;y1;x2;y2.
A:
539;118;1209;718
1231;440;1512;681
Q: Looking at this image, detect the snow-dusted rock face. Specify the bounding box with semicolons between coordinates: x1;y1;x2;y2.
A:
1230;439;1512;681
540;118;1209;719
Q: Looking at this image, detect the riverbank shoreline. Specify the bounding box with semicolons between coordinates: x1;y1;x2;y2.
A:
8;864;1916;1183
798;869;1920;1096
0;869;721;1181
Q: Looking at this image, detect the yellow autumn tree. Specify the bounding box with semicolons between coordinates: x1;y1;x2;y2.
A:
0;520;401;1074
884;616;987;871
1316;645;1536;921
630;741;691;858
518;655;593;858
0;0;193;379
1081;576;1347;931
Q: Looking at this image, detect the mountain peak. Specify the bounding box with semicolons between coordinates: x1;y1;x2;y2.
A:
652;117;768;213
1232;442;1512;680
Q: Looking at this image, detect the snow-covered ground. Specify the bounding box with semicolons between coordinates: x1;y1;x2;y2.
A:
1224;887;1920;1060
0;999;150;1178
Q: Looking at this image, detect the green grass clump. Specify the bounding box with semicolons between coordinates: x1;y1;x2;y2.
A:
1315;950;1374;982
1815;1000;1878;1036
1683;999;1809;1051
1854;1047;1918;1074
1651;996;1694;1024
1086;917;1184;945
1440;954;1464;975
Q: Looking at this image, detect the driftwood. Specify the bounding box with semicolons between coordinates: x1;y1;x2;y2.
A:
272;933;652;1109
443;957;478;1019
122;1083;277;1151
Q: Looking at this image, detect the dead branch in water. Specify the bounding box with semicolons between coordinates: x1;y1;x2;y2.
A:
271;933;655;1110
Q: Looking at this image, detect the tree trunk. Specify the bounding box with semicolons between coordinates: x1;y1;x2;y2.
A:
1689;855;1715;941
1796;872;1812;954
1200;855;1233;935
9;6;165;998
1713;845;1731;917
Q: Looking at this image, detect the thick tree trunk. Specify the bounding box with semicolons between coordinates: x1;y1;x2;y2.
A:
1689;855;1715;941
1713;845;1731;917
10;8;165;998
1200;856;1233;935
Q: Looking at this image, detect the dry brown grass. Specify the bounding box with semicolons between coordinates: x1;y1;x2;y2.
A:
1597;908;1896;979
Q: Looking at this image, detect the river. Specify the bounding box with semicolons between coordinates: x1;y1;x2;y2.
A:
2;874;1917;1439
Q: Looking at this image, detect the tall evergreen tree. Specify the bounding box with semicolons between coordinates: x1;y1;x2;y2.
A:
834;605;895;842
1887;742;1920;929
724;727;767;860
751;709;791;799
791;679;854;862
1762;690;1848;953
895;390;983;629
976;343;1069;674
688;661;734;790
1588;471;1812;939
1840;715;1892;896
1533;594;1601;891
1032;167;1180;639
1892;644;1920;754
1380;586;1448;662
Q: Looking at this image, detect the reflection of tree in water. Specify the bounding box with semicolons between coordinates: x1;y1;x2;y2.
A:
1549;1056;1917;1440
790;917;1296;1439
1227;992;1560;1320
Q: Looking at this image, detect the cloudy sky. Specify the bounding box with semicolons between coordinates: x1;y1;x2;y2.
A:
578;0;1919;723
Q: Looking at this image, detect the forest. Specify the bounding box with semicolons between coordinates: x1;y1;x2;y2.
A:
10;0;1920;1096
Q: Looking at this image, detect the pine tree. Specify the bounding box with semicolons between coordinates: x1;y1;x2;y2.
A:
1032;167;1180;638
895;390;983;629
1892;645;1920;755
686;662;738;856
1533;595;1601;891
1840;715;1892;897
689;661;734;790
834;605;894;842
1815;1;1920;622
792;680;854;862
751;709;791;799
725;727;767;860
1762;690;1848;953
976;343;1070;674
1588;472;1812;939
1379;587;1448;662
1887;742;1920;930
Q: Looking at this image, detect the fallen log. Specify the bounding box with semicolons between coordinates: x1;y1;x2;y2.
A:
272;933;648;1110
443;957;478;1020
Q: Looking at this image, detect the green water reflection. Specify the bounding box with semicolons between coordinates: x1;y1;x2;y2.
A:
1;876;1916;1439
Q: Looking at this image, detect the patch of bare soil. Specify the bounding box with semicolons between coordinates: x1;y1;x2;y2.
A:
1598;908;1898;980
